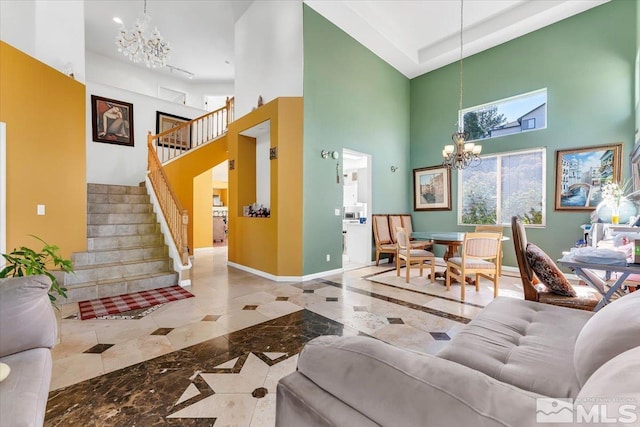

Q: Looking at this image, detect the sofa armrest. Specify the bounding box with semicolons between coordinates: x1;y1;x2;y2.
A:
0;275;57;357
296;336;544;427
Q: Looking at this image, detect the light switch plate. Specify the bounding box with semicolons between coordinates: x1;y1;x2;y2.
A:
37;204;45;215
334;209;341;216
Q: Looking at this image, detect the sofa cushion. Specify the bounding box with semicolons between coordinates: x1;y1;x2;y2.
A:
525;243;576;296
437;297;592;398
0;348;52;427
576;346;640;419
0;276;58;358
574;290;640;386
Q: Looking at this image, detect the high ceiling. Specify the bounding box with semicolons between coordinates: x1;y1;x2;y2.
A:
84;0;608;83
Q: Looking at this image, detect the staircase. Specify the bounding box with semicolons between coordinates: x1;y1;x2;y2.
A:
64;183;178;303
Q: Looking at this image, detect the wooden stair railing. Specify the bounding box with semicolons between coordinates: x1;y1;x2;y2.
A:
150;96;234;164
147;139;189;266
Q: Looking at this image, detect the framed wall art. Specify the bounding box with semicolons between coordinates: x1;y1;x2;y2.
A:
413;166;452;211
555;143;622;210
156;111;191;150
91;95;134;147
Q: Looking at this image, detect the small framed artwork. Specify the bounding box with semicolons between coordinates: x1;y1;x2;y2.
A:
156;111;191;150
413;166;452;211
91;95;134;147
555;143;623;210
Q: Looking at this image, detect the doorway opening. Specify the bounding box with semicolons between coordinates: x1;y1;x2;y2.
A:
342;149;372;271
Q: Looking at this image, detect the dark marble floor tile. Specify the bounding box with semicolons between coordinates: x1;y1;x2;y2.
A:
276;296;289;301
83;343;114;354
430;332;451;341
353;306;368;312
151;327;174;335
202;314;221;321
242;305;258;310
387;317;404;324
302;289;315;294
326;297;338;302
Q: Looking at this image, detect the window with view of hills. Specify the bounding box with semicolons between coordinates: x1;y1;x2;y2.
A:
458;148;546;226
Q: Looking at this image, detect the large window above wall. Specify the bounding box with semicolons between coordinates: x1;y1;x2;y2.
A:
459;89;547;142
458;148;546;226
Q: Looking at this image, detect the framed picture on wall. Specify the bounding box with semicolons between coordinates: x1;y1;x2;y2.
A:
91;95;134;147
156;111;191;150
413;166;452;211
554;143;623;210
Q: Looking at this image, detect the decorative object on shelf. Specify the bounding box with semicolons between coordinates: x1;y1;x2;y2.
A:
115;0;170;68
555;143;623;210
257;95;264;107
0;235;74;305
91;95;134;147
595;199;637;225
243;203;270;218
442;0;481;171
155;111;191;150
269;147;278;160
229;160;235;170
413;165;452;211
601;180;630;224
390;166;398;173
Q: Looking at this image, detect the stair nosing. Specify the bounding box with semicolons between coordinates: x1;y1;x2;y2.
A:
71;256;173;271
67;271;178;288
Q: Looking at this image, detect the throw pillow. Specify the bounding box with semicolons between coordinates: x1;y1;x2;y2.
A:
0;362;9;382
525;243;576;296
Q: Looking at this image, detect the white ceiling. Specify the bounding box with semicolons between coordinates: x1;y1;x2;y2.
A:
84;0;608;83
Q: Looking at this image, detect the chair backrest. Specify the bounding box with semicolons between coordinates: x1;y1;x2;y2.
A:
463;232;502;261
395;226;409;250
388;215;403;243
373;215;392;245
511;216;539;301
475;224;503;233
400;215;414;235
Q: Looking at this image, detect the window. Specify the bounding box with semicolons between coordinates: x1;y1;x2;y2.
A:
458;148;546;226
459;89;547;142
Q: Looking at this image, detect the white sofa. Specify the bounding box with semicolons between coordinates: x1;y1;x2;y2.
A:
277;291;640;426
0;275;57;427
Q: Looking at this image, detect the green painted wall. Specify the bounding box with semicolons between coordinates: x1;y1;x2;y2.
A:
410;0;636;268
303;5;410;274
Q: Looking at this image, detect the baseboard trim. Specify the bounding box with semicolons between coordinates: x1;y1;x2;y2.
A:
227;262;344;282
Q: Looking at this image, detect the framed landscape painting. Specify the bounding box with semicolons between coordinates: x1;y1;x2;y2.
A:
555;143;622;210
91;95;134;147
413;166;451;211
156;111;191;150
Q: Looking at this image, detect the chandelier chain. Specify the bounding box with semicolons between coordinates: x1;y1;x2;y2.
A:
458;0;464;117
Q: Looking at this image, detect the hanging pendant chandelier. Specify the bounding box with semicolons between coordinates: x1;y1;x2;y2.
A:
115;0;170;68
442;0;481;170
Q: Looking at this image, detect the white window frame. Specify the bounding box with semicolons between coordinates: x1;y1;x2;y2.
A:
457;147;547;227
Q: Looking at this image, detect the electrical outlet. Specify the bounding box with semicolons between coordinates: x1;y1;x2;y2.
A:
326;254;330;262
334;209;341;216
37;204;45;215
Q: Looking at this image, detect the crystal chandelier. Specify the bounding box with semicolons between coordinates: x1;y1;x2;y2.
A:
442;0;481;170
115;0;170;68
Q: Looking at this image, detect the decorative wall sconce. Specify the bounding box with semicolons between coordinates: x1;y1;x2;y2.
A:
390;166;398;173
229;160;235;170
321;150;339;160
269;147;278;160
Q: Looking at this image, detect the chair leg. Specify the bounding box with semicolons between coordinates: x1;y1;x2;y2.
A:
376;251;380;266
461;276;466;301
430;260;435;283
493;278;499;298
475;274;480;292
396;257;401;276
419;261;424;277
445;267;451;291
406;259;411;283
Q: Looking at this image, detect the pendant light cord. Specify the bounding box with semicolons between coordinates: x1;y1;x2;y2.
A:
458;0;464;116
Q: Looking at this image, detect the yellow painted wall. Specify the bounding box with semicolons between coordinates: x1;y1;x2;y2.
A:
0;42;86;259
163;137;228;253
193;169;213;248
228;97;303;276
212;187;228;207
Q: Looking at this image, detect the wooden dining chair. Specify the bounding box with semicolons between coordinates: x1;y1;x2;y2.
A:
475;224;504;275
401;214;432;250
511;216;601;310
396;226;435;283
445;231;502;301
373;214;396;266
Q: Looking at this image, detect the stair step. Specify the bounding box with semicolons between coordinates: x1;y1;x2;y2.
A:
87;212;157;225
87;183;147;195
87;234;165;250
87;193;150;204
63;271;179;303
66;258;173;285
72;245;169;267
87;203;153;214
87;223;160;238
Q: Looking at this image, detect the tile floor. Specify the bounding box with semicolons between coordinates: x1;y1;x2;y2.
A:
44;247;527;426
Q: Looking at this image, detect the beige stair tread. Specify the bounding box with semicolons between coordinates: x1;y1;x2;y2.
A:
71;256;172;271
65;271;178;289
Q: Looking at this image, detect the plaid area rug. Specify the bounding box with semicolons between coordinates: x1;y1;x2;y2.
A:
78;285;194;320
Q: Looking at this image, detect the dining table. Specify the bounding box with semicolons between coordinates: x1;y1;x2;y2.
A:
411;231;509;285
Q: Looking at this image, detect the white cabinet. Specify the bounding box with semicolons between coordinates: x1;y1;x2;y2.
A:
345;222;370;264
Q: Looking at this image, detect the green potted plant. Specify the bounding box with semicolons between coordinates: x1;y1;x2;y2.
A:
0;235;74;305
